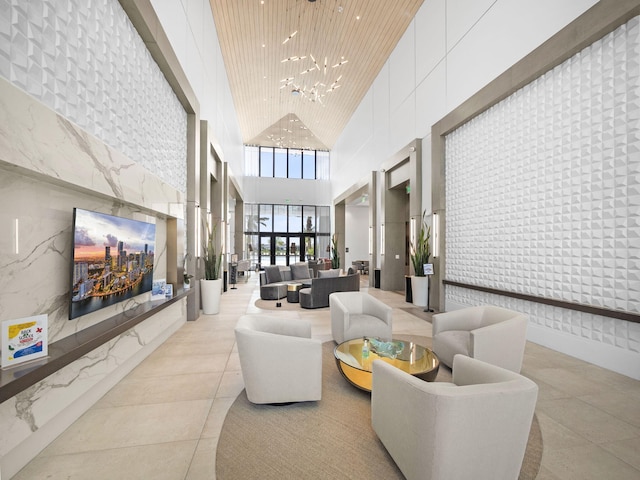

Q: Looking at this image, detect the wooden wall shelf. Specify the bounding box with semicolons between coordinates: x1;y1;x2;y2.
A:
0;289;193;404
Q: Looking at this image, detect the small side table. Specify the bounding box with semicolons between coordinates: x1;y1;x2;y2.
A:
287;283;302;303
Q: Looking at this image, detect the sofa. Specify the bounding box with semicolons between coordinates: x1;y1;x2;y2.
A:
259;263;313;300
299;272;360;309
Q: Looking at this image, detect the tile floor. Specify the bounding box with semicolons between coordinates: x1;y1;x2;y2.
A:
11;275;640;479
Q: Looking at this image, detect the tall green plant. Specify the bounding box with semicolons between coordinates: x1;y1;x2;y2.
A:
330;233;340;269
410;211;431;277
203;219;223;280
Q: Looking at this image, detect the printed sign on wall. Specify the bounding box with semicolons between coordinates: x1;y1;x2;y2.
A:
2;314;48;368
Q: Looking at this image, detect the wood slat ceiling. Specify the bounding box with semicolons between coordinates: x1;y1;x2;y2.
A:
209;0;424;151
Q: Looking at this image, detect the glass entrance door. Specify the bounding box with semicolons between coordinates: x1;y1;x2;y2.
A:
288;236;301;264
259;235;273;267
302;235;315;262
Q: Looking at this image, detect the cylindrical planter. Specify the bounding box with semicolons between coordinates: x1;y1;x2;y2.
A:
200;278;223;314
411;276;429;307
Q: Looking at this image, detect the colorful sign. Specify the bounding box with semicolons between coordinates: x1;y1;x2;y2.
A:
2;314;48;368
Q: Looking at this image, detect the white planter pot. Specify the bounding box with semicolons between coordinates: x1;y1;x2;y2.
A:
411;276;429;307
200;278;223;315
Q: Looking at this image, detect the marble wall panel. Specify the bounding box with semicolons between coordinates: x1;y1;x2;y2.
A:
445;17;640;360
0;0;187;195
0;301;185;460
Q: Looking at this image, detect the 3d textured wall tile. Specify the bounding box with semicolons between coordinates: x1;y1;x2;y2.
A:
445;17;640;353
0;0;187;194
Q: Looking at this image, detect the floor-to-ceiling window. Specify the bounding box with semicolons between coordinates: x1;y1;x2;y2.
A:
245;203;330;267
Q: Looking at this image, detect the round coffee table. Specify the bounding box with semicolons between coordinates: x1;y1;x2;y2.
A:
333;337;439;392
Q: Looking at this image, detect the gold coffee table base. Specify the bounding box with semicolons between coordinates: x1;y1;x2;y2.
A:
334;338;439;392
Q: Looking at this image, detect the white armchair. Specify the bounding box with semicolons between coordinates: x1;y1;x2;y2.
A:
329;292;393;344
372;354;538;480
432;305;528;373
234;315;322;404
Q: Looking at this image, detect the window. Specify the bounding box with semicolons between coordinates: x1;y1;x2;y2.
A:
273;205;287;232
288;205;302;233
260;148;274;177
302;150;315;179
259;205;273;232
289;149;302;179
274;148;287;178
246;146;327;179
303;206;315;233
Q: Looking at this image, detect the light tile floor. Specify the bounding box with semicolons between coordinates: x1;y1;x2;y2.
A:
11;275;640;479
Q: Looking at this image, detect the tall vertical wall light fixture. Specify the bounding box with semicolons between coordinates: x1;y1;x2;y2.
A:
368;226;373;255
432;212;439;258
196;205;202;257
410;217;416;248
381;224;385;255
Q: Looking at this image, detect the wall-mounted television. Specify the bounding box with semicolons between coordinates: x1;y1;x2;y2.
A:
69;208;156;320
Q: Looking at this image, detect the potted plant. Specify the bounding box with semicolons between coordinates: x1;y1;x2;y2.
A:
200;218;223;314
330;233;340;270
410;211;431;307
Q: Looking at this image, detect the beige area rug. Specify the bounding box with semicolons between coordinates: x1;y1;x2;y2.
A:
254;298;329;311
216;335;542;480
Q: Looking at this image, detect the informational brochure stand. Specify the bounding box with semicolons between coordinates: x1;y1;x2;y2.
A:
423;264;434;313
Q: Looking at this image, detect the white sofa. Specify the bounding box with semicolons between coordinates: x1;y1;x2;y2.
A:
234;315;322;404
432;305;528;373
372;354;538;480
329;291;392;344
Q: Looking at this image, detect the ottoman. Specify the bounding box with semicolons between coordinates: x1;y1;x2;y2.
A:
260;282;288;300
287;283;303;303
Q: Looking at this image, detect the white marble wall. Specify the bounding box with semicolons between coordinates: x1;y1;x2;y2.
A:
0;12;188;474
0;0;187;194
445;17;640;379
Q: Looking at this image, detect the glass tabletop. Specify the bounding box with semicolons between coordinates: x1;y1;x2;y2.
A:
334;337;439;377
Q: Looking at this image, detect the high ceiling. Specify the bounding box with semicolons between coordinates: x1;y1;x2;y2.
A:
210;0;424;151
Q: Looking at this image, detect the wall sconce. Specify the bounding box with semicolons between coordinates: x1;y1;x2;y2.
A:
221;220;227;255
381;224;385;255
195;205;201;257
432;212;439;258
410;217;416;249
368;226;372;255
13;218;19;255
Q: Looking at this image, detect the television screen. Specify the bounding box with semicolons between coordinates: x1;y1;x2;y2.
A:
69;208;156;320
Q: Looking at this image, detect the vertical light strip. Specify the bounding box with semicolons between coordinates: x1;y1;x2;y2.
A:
368;226;372;255
432;213;439;258
14;218;19;254
196;205;202;257
381;224;385;255
410;217;416;249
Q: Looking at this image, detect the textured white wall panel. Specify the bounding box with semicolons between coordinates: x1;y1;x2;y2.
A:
445;17;640;369
0;0;187;194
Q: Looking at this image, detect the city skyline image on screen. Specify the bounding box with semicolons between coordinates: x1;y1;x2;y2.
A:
69;208;156;320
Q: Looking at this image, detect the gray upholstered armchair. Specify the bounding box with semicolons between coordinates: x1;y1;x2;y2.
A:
234;315;322;404
329;291;392;344
432;305;528;373
372;354;538;480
